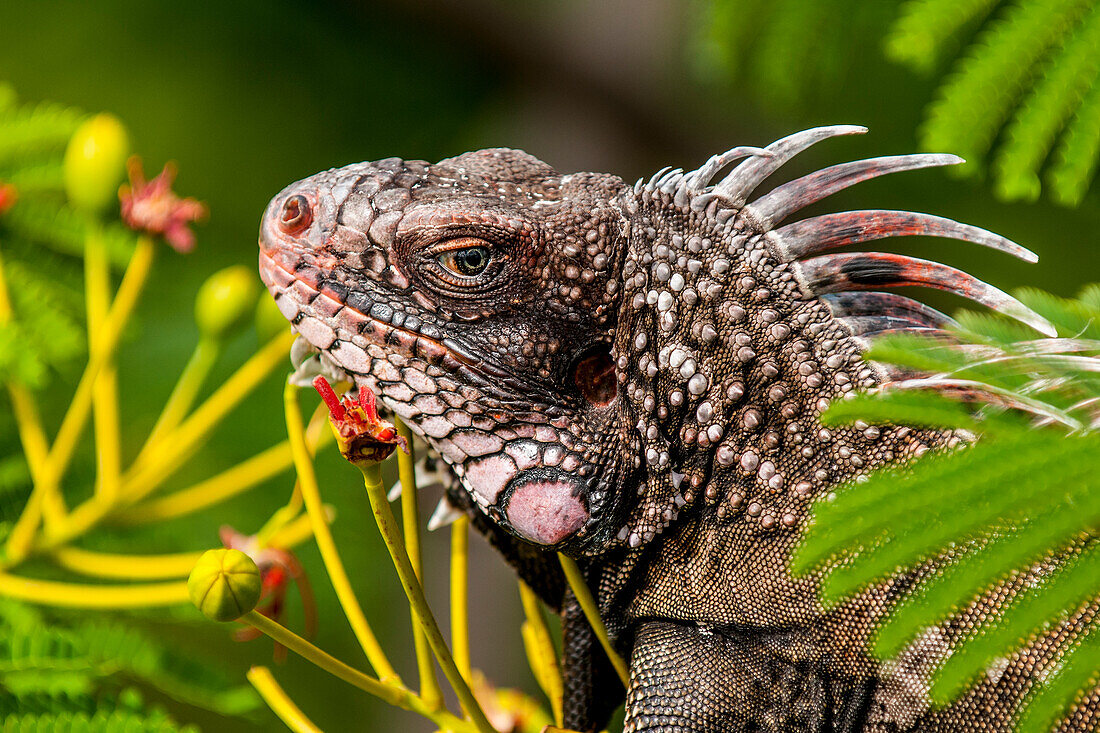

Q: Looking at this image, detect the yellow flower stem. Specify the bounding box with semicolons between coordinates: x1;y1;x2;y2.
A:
0;251;51;496
113;441;294;525
395;419;443;710
119;330;293;505
254;403;330;545
557;553;629;686
117;403;331;528
51;546;200;579
451;515;472;685
84;222;122;503
247;666;323;733
243;611;477;733
134;336;221;465
0;570;187;607
267;506;332;550
5;237;155;562
284;382;400;684
359;459;495;733
518;580;563;726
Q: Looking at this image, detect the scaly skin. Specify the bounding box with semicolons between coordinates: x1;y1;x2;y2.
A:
258;128;1097;732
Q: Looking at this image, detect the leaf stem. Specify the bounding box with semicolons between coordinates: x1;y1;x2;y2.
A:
247;666;322;733
84;221;121;503
518;580;563;725
118;330;293;504
451;515;472;685
358;459;496;733
0;570;187;607
243;611;477;733
396;418;443;709
283;382;400;684
557;553;629;686
5;236;155;562
135;336;221;464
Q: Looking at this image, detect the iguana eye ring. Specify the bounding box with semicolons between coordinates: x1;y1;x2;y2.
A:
437;241;492;278
431;237;498;283
278;194;312;234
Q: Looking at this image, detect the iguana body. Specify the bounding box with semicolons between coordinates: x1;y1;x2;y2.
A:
258;127;1096;732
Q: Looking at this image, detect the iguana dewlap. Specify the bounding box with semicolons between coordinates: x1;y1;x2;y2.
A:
258;127;1094;732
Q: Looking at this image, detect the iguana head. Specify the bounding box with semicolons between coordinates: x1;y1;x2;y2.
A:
259;128;1050;555
259;150;635;550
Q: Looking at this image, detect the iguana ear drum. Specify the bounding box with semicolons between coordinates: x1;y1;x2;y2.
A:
573;346;616;406
501;468;590;546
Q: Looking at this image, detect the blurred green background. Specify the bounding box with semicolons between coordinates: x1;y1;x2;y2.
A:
1;0;1096;730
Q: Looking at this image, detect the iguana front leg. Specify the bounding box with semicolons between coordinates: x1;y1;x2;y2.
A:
625;621;877;733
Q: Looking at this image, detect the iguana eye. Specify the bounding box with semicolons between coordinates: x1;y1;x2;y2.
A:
437;240;492;278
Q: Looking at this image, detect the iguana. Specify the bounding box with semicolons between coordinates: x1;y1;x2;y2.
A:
257;126;1097;732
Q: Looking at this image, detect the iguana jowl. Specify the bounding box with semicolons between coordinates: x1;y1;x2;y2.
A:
258;126;1094;732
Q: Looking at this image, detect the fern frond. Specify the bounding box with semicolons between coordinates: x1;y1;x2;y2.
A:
921;0;1093;174
0;707;199;733
993;4;1100;201
3;198;137;267
1014;623;1100;733
885;0;1001;72
0;99;85;168
801;283;1100;725
1048;77;1100;205
819;390;980;431
932;543;1100;703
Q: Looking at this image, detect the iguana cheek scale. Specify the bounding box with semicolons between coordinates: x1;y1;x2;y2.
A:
258;127;1089;733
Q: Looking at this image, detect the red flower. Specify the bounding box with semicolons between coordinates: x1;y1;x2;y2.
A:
118;157;206;253
220;526;317;662
0;183;17;216
313;376;408;463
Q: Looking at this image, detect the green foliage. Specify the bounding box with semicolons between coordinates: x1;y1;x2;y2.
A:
697;0;1100;205
0;84;140;389
0;597;259;723
796;283;1100;732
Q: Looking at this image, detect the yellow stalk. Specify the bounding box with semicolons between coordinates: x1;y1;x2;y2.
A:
557;554;629;686
84;222;121;503
114;441;294;525
0;249;58;529
396;419;443;709
119;330;293;504
283;382;400;683
359;460;495;733
0;571;187;607
51;546;200;580
451;515;472;684
134;336;221;464
267;506;333;550
117;403;331;527
247;666;322;733
243;611;477;733
6;237;155;561
518;580;563;725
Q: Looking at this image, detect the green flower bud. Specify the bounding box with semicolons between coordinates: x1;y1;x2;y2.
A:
195;265;260;341
188;548;262;622
255;292;290;342
63;113;130;214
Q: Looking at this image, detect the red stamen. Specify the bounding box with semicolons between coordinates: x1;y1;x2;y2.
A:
313;376;347;421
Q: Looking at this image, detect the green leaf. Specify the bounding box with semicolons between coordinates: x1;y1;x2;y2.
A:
885;0;1000;72
1015;623;1100;733
933;543;1100;703
817;433;1099;604
821;390;980;431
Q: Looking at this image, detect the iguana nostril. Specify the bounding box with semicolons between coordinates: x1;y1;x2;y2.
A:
278;194;311;234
